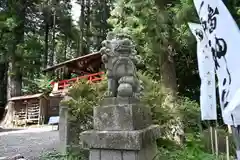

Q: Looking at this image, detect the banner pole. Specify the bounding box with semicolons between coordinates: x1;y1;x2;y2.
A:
209;121;214;154
214;121;219;156
231;125;240;160
226;125;231;160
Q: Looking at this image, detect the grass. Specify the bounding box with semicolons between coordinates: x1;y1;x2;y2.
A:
40;150;87;160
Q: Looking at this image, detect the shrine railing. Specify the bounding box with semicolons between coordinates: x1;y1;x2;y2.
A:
50;72;105;91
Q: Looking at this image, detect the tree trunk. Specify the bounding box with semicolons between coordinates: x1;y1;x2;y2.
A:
48;9;56;67
160;50;177;95
79;0;85;56
0;63;7;120
2;0;25;127
64;36;67;61
44;22;49;69
3;60;22;127
7;0;25;98
8;60;22;98
85;0;90;53
101;0;108;48
0;63;6;106
52;9;56;65
8;0;25;98
0;101;15;127
160;48;184;144
76;34;80;57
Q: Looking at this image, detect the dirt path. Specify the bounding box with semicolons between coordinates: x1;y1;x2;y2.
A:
0;127;59;160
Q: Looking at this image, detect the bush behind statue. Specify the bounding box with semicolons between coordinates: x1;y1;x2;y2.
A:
60;79;107;132
61;73;201;144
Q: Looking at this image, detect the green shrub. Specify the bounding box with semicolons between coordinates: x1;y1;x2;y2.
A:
61;73;225;159
178;96;201;133
22;74;52;94
62;73;202;142
40;150;88;160
60;79;107;132
157;146;234;160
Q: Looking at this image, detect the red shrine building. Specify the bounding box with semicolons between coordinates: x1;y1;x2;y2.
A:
43;52;104;94
7;52;104;126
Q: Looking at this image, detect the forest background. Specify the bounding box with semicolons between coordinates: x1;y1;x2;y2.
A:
1;0;240;159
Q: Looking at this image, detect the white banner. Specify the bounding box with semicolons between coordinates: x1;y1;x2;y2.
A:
193;0;240;125
188;22;217;120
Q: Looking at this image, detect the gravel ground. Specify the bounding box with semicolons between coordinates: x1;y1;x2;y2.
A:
0;126;59;160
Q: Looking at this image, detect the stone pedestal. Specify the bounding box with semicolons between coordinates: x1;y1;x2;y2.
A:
80;97;161;160
59;105;68;154
59;105;83;154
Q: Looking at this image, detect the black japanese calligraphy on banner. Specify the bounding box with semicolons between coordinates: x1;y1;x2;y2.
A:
198;1;232;109
188;22;217;120
208;36;231;108
207;5;219;33
194;29;204;41
199;3;219;34
193;0;240;125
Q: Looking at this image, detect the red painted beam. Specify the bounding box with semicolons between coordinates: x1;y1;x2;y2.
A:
51;72;105;91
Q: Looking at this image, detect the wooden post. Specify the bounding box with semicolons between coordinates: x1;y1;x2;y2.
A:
11;101;16;127
25;102;28;127
226;135;229;160
210;126;214;153
231;126;240;160
42;97;47;125
215;121;219;156
208;121;214;154
38;98;42;125
226;125;231;160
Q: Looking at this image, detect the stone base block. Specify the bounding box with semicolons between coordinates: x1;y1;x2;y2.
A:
94;97;152;131
80;125;160;150
89;143;158;160
59;106;68;154
59;145;82;155
59;105;82;155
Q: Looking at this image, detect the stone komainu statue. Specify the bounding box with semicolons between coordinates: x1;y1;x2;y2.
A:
100;32;143;98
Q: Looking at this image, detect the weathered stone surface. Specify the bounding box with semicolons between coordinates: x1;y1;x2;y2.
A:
89;150;101;160
100;97;139;106
80;125;160;150
101;150;122;160
59;105;68;154
122;152;135;160
80;32;160;160
94;98;152;131
86;144;158;160
59;102;83;154
100;32;143;98
136;142;158;160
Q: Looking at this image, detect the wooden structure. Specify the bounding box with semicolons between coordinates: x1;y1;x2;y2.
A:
43;52;104;93
9;93;48;126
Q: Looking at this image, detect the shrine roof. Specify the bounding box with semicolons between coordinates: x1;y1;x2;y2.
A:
42;52;101;73
8;93;45;101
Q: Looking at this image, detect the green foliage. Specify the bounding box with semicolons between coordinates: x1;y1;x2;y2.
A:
108;0;201;97
138;72;168;124
158;146;234;160
64;73;201;144
40;150;88;160
178;97;201;133
157;132;235;160
22;74;52;95
59;73;234;159
0;0;112;104
2;0;240;158
60;79;107;131
139;72;201;136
